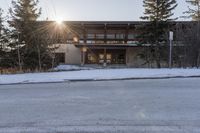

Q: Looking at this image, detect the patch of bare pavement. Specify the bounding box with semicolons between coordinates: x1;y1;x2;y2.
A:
0;78;200;133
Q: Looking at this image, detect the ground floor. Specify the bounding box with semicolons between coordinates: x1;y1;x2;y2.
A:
54;44;148;67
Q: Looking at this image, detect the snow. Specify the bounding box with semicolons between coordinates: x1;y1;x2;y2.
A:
53;65;94;71
1;68;200;84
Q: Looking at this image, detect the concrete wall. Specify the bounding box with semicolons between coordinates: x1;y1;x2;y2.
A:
55;44;81;65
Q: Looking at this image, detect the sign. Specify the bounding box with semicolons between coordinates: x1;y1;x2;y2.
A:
169;31;173;41
169;31;173;68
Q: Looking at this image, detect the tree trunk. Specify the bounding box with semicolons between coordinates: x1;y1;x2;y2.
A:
155;47;161;68
37;44;42;71
17;34;22;72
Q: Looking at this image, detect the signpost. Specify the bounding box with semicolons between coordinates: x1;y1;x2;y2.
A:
169;31;173;68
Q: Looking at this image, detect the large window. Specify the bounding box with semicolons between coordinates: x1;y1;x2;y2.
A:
116;34;125;39
107;34;115;39
87;34;95;39
85;49;126;64
96;34;104;39
87;53;97;64
128;34;137;39
55;53;65;64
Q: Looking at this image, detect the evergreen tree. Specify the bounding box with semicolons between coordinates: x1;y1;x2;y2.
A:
0;8;11;69
0;8;5;68
184;0;200;21
139;0;177;68
9;0;44;70
0;8;4;54
183;0;200;67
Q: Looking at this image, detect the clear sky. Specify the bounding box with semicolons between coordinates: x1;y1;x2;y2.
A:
0;0;189;21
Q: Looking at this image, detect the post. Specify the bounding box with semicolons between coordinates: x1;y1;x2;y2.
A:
103;48;107;67
169;31;173;68
51;45;55;69
82;51;85;66
81;47;87;66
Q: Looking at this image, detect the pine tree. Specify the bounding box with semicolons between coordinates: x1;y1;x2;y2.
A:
9;0;42;70
0;8;4;53
0;8;5;69
139;0;177;68
184;0;200;21
183;0;200;67
0;9;11;69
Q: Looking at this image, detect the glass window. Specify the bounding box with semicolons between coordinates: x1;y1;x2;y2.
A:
107;34;115;39
87;54;97;64
96;34;104;39
55;53;65;64
116;34;125;39
128;34;137;39
87;34;95;39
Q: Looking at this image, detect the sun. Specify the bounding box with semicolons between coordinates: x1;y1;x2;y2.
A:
56;18;63;25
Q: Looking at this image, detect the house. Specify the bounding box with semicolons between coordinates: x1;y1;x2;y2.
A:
40;21;192;67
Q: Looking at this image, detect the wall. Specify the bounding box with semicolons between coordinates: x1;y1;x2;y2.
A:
55;44;81;65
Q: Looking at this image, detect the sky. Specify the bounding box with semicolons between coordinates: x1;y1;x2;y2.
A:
0;0;189;21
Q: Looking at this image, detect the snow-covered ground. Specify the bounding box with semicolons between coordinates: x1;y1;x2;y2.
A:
1;68;200;84
53;65;94;71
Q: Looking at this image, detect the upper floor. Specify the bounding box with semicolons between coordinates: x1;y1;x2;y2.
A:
36;21;198;47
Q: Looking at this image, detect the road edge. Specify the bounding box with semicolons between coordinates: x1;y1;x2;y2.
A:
1;75;200;86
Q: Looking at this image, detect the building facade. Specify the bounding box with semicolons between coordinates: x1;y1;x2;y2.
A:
44;21;190;67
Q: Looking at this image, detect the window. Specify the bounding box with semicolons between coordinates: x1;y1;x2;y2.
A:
96;34;104;39
116;34;125;39
87;53;97;64
107;34;115;39
87;34;95;39
128;34;137;39
55;53;65;64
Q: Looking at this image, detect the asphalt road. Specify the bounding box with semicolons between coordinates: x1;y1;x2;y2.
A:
0;78;200;133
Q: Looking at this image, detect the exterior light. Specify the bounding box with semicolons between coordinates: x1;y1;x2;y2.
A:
73;37;79;42
82;47;87;52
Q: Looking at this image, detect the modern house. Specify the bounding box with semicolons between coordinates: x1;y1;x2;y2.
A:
40;21;190;67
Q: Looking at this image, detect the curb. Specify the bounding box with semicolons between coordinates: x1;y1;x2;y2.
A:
1;75;200;86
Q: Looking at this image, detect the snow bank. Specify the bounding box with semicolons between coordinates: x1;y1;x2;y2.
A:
1;68;200;84
53;65;94;71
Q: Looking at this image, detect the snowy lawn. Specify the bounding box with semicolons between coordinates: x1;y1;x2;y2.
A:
1;68;200;84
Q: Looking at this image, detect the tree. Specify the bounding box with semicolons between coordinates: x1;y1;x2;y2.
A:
0;8;6;69
182;0;200;67
9;0;43;70
0;8;4;54
184;0;200;21
139;0;177;68
0;8;11;69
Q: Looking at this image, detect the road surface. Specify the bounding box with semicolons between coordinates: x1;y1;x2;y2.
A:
0;78;200;133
